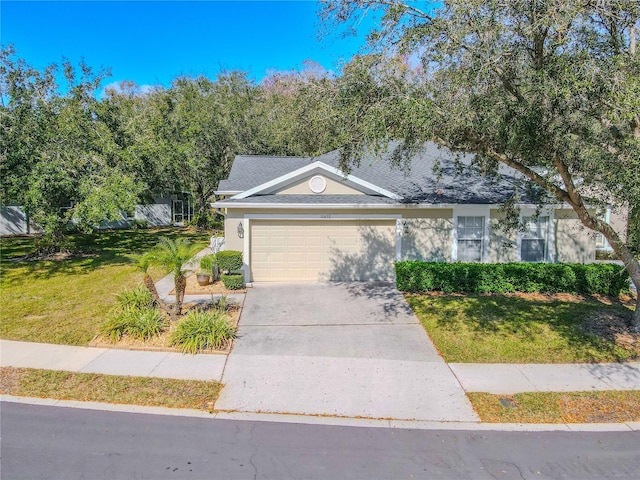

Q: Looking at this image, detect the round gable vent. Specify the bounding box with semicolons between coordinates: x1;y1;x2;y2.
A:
309;175;327;194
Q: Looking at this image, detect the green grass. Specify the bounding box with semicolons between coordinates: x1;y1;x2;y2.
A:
0;228;211;345
406;294;636;363
0;367;220;410
468;391;640;423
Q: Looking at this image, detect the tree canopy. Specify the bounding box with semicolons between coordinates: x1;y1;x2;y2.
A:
320;0;640;327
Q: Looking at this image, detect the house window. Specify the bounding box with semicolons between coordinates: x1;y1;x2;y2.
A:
521;216;548;262
457;216;484;262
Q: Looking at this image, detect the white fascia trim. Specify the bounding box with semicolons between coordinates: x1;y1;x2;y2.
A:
214;190;242;196
212;201;570;210
244;213;401;220
212;203;399;209
229;161;401;200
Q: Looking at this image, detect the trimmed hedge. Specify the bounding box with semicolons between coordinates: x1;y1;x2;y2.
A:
395;262;630;296
221;274;245;290
215;250;243;272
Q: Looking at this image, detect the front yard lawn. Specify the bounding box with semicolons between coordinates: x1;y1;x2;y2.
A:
0;367;220;410
0;228;211;345
468;391;640;423
406;293;637;363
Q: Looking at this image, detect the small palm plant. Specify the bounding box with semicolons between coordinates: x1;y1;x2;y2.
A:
135;252;169;312
150;237;199;318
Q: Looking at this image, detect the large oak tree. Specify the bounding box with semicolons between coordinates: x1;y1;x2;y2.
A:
320;0;640;329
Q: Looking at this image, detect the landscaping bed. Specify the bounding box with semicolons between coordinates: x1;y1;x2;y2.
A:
406;292;638;363
468;391;640;423
169;273;247;295
90;299;241;354
0;367;220;410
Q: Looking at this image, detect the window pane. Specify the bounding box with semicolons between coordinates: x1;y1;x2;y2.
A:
458;216;484;239
458;239;482;262
521;239;545;262
522;216;548;239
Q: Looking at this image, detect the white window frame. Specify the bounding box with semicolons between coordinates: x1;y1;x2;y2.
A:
595;207;612;251
516;208;555;263
452;206;490;262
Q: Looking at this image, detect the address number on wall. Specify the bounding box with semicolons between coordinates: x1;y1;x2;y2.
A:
320;214;332;219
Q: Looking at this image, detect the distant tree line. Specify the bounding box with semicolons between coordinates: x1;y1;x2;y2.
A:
0;47;344;246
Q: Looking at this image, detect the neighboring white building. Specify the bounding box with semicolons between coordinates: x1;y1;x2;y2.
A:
0;192;193;236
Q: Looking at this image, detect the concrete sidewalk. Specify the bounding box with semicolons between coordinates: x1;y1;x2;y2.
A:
2;338;640;415
450;362;640;394
0;339;227;381
3;338;640;395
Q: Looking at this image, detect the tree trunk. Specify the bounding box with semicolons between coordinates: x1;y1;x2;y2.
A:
570;202;640;332
173;273;187;318
142;273;170;314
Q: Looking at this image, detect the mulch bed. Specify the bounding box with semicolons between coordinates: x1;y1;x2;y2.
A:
89;301;242;354
582;310;640;354
169;273;247;295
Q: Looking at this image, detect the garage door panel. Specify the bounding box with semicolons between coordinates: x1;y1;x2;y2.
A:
250;220;396;282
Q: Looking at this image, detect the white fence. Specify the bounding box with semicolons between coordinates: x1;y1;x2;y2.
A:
1;199;173;236
0;206;30;236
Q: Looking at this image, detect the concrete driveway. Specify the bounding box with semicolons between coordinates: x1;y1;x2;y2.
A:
215;283;478;422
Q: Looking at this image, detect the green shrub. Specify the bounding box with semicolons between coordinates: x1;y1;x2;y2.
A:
395;261;630;295
199;254;215;273
125;307;167;340
101;287;165;343
221;274;245;290
100;312;130;343
100;306;166;343
170;310;237;354
215;250;243;272
113;286;154;310
130;219;149;229
212;295;231;314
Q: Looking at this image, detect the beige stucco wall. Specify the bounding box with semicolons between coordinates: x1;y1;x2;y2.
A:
220;205;596;265
224;209;245;252
273;175;364;195
400;209;453;262
554;209;595;263
487;209;519;263
608;206;629;243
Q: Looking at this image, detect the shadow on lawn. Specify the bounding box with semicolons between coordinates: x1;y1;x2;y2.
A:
0;228;213;283
411;294;636;362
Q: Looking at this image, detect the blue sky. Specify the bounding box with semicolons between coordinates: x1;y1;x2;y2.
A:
1;1;370;91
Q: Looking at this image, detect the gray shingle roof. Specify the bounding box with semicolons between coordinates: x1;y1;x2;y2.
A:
217;194;398;205
217;142;541;205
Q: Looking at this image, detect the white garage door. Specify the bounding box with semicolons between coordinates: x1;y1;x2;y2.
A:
250;219;396;282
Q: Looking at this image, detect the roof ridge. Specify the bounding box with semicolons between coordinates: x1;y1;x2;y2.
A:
235;154;311;160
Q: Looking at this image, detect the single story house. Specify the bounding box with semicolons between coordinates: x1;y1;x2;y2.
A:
213;143;617;283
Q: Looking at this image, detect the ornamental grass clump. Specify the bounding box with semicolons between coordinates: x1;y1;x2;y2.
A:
170;310;237;354
113;286;155;310
100;286;167;343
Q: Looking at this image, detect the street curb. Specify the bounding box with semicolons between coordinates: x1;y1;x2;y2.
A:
2;395;638;432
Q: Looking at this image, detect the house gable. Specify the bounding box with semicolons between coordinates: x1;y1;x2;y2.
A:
230;161;401;201
273;175;365;196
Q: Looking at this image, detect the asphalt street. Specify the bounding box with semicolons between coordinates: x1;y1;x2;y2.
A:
2;402;640;480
